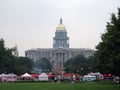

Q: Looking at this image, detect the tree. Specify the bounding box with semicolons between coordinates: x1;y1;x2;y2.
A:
35;58;52;72
96;8;120;76
0;39;33;74
88;54;98;72
0;39;15;73
64;55;97;75
14;57;33;74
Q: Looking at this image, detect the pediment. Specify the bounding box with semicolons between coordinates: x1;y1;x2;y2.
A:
52;48;69;53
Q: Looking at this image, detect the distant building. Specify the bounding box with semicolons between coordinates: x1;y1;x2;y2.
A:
12;45;19;57
25;18;94;71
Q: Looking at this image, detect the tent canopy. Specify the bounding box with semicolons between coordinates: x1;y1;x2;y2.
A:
21;73;32;77
84;75;96;78
38;73;48;81
39;73;48;77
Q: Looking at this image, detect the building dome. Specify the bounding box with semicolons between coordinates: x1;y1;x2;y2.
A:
56;24;66;31
56;18;66;31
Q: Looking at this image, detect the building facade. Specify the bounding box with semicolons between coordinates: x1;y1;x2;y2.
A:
25;19;94;71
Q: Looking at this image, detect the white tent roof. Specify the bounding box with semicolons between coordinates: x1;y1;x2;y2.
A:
0;73;5;77
84;75;96;78
39;73;48;77
38;73;48;81
0;73;16;77
21;73;32;77
90;72;102;76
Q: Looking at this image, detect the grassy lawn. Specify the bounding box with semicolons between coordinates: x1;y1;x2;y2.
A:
0;82;120;90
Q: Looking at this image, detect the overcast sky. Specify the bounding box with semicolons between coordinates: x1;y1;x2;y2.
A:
0;0;120;56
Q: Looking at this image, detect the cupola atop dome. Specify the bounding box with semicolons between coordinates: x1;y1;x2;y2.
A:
56;18;66;31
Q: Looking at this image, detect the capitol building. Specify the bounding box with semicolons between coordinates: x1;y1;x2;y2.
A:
25;18;94;71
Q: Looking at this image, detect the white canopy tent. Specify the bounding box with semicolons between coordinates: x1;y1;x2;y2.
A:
38;73;48;81
0;73;17;82
21;73;32;78
90;72;103;80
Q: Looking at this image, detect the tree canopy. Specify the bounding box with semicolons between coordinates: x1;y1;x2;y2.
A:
96;8;120;76
0;39;33;74
64;55;97;75
34;58;52;73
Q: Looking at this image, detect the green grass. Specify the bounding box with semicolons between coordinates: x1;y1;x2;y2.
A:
0;82;120;90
